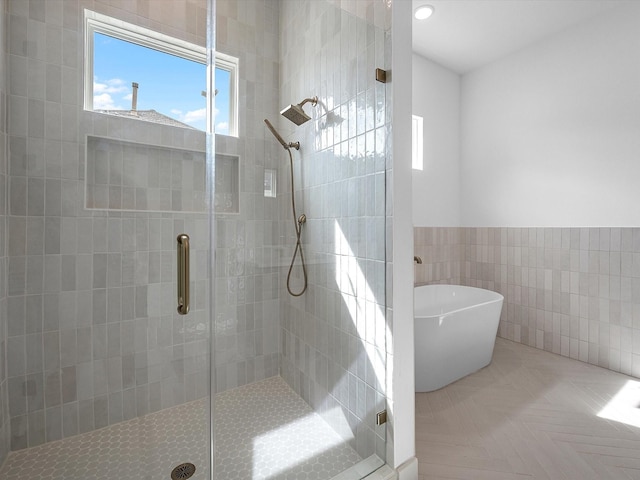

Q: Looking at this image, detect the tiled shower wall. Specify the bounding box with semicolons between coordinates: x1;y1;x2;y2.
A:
415;226;640;378
1;0;9;466
212;0;282;393
279;0;390;461
6;0;210;451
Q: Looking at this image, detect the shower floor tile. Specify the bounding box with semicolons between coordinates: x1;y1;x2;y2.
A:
0;376;361;480
215;376;361;480
0;396;210;480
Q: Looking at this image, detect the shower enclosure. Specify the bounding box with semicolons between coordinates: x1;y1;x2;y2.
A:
0;0;392;479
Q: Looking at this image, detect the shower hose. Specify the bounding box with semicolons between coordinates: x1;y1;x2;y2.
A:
285;147;308;296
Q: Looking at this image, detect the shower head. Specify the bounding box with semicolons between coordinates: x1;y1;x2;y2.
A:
264;119;300;150
280;96;318;126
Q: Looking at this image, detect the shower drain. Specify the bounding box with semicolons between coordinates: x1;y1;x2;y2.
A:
171;462;196;480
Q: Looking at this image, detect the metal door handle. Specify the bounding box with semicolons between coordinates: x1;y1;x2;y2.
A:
177;234;190;315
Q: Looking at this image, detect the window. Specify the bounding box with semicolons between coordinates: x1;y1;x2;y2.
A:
84;10;238;136
412;114;424;170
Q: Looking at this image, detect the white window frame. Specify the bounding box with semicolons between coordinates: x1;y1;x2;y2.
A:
412;114;424;170
84;9;239;136
213;54;239;137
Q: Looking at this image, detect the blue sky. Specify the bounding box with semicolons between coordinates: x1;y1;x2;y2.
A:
94;33;230;133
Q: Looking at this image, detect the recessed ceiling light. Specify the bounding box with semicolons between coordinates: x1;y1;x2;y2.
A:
414;5;434;20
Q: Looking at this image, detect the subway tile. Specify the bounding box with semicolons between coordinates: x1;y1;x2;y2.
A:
8;295;26;337
59;329;76;368
56;291;75;330
60;255;76;291
92;324;107;360
26;178;45;218
25;372;44;412
92;289;106;325
43;331;60;371
43;255;60;293
107;288;122;324
61;365;76;405
44;405;62;443
18;217;43;257
9;414;27;451
92;253;107;289
25;335;43;374
8;376;27;417
44;369;61;408
9;96;27;137
10;176;27;215
61;400;78;438
108;391;123;425
93;359;108;397
25;294;43;334
44;217;60;254
44;179;61;217
77;399;94;434
28;98;45;139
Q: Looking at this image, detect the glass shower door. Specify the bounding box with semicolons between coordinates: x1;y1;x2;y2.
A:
212;0;391;478
0;1;213;479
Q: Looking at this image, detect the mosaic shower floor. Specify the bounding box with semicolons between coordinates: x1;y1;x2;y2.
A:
0;376;362;480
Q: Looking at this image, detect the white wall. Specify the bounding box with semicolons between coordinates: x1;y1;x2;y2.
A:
412;54;460;226
459;3;640;227
391;1;417;476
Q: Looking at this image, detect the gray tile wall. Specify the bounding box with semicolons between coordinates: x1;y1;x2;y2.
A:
5;0;210;451
212;0;282;393
279;0;390;461
1;0;9;466
415;226;640;378
413;227;464;286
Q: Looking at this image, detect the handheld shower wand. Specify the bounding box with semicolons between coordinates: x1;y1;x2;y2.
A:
264;119;300;150
263;117;308;297
280;96;318;126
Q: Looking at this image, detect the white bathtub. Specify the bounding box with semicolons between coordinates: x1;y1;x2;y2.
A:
414;284;504;392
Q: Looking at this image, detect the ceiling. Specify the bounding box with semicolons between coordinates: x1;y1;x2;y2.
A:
412;0;630;74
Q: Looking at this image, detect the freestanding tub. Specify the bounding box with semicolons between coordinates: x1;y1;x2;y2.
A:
415;284;504;392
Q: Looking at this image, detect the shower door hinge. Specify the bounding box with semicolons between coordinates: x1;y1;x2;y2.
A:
376;409;387;426
375;68;388;83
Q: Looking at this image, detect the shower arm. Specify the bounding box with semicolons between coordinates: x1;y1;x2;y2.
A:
298;96;318;108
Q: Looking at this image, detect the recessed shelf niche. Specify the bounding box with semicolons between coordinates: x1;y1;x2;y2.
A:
85;136;239;214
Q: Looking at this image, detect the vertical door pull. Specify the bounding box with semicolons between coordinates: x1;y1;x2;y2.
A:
177;234;190;315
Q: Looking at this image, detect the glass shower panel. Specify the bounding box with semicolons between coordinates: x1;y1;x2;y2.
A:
213;0;390;478
278;0;391;477
0;1;213;479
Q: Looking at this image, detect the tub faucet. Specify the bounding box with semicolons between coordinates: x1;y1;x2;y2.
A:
414;256;422;264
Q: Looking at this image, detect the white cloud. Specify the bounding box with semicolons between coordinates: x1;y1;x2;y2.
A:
94;77;129;95
94;93;122;110
183;108;207;123
93;78;131;110
170;108;208;126
216;122;229;133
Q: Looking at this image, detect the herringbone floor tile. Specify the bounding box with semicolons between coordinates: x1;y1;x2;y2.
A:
417;338;640;479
